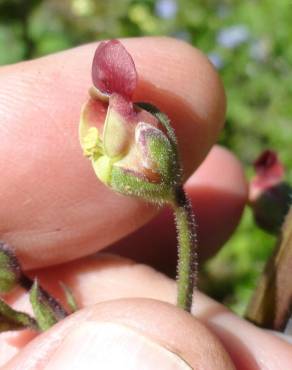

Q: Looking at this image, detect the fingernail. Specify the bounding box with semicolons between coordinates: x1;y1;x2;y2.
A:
44;321;192;370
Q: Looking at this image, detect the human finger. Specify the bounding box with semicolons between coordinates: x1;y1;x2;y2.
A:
4;299;235;370
1;255;292;369
0;37;226;269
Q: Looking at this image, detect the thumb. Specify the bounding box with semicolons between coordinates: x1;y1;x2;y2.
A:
0;37;225;270
5;299;235;370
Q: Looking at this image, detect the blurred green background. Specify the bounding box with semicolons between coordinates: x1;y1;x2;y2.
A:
1;0;291;315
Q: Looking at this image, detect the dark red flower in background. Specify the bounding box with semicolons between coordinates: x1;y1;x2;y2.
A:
249;150;291;234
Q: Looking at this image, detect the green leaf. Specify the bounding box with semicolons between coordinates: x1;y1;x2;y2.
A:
0;297;37;332
29;279;67;331
60;282;78;313
0;242;21;293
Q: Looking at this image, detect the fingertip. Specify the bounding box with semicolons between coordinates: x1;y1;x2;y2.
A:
129;36;227;172
5;299;235;370
189;145;247;197
0;37;226;269
188;145;248;259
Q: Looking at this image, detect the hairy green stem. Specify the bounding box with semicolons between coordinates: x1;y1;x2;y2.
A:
172;186;197;312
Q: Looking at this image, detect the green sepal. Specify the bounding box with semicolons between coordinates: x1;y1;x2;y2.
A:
135;102;182;184
29;279;67;331
135;102;178;149
136;122;177;186
0;242;21;293
110;165;174;204
60;282;78;313
0;297;38;332
109;104;181;203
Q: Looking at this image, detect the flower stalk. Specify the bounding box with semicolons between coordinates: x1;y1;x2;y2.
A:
172;186;197;311
79;40;198;312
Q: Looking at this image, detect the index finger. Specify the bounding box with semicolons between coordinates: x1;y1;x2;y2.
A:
0;37;226;269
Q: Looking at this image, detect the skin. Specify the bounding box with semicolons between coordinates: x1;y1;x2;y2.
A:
0;37;291;369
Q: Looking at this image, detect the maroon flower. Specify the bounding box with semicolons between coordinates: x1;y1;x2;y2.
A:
79;40;179;202
79;39;197;312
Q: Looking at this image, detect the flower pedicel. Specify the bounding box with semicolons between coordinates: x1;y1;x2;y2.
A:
79;40;197;312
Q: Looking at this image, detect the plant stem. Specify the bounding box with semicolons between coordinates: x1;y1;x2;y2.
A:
245;206;292;331
172;186;197;312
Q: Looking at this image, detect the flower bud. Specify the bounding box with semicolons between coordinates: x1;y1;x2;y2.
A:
0;242;21;293
249;150;292;234
79;40;180;204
